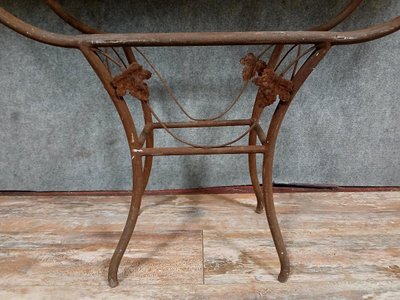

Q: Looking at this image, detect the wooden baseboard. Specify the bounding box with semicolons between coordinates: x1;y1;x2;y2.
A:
1;184;399;196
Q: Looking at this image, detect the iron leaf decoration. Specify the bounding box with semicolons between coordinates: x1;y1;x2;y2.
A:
241;53;294;107
112;63;152;101
240;53;267;81
253;68;294;107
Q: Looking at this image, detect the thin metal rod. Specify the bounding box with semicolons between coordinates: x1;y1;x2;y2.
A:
135;145;265;156
254;123;267;144
104;48;111;73
110;48;128;69
138;118;254;149
95;48;125;70
135;47;252;122
151;119;253;129
291;45;302;79
274;44;298;72
146;103;257;149
279;46;316;76
138;123;153;147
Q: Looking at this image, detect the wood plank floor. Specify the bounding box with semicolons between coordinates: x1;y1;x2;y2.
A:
0;192;399;299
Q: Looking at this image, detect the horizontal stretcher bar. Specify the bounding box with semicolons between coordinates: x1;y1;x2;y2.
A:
0;7;399;48
137;119;266;147
132;145;265;156
151;119;253;129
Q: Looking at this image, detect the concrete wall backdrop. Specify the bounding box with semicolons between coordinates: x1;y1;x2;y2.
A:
0;0;399;191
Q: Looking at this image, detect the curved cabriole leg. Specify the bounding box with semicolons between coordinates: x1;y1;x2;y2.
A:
80;46;146;287
141;102;154;191
248;108;264;213
262;147;290;282
142;135;153;190
261;44;332;282
248;144;263;213
248;45;285;214
108;155;144;288
248;44;286;214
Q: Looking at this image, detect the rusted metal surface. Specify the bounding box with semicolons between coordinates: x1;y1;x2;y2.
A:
241;52;294;107
136;145;265;157
151;119;253;129
112;62;152;101
253;68;294;107
0;0;399;289
240;53;266;81
0;6;399;48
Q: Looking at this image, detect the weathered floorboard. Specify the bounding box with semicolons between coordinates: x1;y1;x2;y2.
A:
0;192;399;299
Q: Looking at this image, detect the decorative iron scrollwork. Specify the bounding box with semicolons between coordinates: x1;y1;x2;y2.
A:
112;63;152;101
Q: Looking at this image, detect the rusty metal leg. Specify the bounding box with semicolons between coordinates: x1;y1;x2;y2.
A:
259;45;331;283
141;102;154;191
248;98;265;213
247;45;285;214
262;150;290;282
248;129;263;214
108;155;144;288
78;47;148;288
142;134;153;191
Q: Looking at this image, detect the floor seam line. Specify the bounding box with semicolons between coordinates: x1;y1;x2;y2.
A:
202;229;205;285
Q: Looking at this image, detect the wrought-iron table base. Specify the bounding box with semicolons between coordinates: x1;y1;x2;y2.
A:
1;0;399;288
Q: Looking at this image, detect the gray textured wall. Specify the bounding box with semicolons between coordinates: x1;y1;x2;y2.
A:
0;0;399;191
